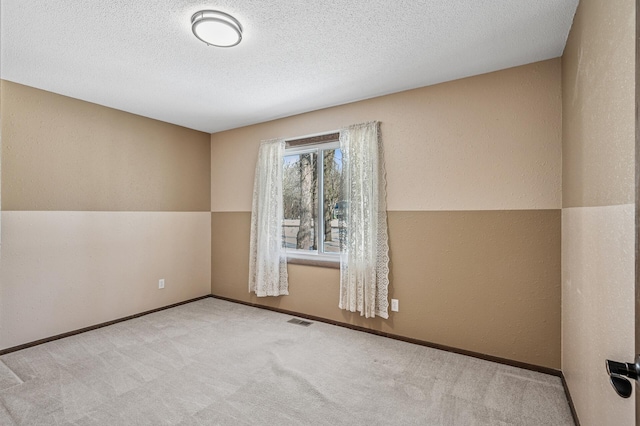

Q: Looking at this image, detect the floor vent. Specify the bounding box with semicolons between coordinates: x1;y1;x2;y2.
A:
287;318;313;327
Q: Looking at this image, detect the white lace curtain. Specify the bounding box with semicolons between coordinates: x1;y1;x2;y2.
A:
248;138;289;297
339;121;390;319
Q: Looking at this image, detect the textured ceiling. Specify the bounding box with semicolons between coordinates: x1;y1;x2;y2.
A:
0;1;578;133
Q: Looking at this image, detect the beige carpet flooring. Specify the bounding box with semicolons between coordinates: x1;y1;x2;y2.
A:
0;298;574;425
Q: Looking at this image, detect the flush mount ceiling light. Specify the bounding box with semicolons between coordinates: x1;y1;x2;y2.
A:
191;10;242;47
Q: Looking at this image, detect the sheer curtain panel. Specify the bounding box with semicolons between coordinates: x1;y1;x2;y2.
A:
339;121;390;318
248;138;289;297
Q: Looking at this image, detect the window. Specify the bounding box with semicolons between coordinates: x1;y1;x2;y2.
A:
250;122;388;315
282;138;345;259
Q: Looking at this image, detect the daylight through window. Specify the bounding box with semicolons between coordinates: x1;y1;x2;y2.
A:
282;140;345;256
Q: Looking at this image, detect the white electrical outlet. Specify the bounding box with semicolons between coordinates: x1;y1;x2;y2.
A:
158;279;165;289
391;299;399;312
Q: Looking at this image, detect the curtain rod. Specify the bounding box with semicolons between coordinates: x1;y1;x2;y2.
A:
285;130;341;147
284;129;341;143
282;121;379;146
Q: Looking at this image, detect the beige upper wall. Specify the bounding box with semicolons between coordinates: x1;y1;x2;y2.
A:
211;59;562;212
562;0;635;208
1;80;211;212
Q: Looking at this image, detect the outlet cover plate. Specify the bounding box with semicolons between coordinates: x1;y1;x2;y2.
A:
391;299;399;312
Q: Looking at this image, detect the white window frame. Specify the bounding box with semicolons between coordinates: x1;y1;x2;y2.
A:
283;140;342;262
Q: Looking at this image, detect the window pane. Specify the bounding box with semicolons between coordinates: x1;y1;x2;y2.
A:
322;148;345;253
283;152;318;251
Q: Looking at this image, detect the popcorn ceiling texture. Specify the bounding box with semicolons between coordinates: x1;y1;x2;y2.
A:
0;0;578;133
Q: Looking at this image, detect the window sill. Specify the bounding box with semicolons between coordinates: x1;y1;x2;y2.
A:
286;255;340;269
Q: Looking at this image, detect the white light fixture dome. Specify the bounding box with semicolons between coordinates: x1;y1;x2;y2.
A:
191;10;242;47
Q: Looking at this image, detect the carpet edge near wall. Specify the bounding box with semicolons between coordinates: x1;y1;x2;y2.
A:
212;294;580;426
0;292;580;426
0;295;212;356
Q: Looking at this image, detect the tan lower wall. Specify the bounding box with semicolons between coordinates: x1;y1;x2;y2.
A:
212;210;561;369
0;211;212;351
